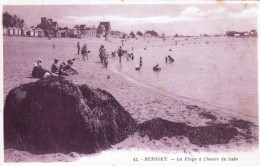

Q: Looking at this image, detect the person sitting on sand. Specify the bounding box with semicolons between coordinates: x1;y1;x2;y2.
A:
32;59;52;78
118;46;123;63
51;59;60;75
58;62;68;76
168;55;174;63
64;60;78;74
153;64;161;71
169;48;172;51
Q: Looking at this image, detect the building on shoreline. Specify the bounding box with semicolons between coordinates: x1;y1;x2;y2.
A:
3;27;7;36
110;31;124;38
68;28;80;38
27;28;34;37
85;27;97;37
34;28;45;37
97;22;111;36
12;27;19;36
7;27;13;36
21;27;28;37
37;17;59;37
78;25;97;38
226;30;257;37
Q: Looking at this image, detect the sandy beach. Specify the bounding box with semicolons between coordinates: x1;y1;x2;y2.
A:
3;36;258;162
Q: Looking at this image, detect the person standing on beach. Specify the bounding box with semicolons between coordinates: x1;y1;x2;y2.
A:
85;44;89;60
118;46;123;63
81;44;87;61
77;42;80;55
103;52;108;68
99;45;105;63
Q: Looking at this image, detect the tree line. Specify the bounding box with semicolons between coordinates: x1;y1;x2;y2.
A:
130;30;159;38
3;12;25;28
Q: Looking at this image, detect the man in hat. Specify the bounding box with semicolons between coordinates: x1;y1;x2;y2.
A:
51;58;60;75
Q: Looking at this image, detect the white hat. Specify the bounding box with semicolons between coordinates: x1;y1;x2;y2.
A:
37;58;42;63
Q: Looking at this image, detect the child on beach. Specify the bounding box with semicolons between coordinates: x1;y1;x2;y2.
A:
52;43;56;49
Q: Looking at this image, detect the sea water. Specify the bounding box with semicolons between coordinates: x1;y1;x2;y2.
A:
110;37;258;113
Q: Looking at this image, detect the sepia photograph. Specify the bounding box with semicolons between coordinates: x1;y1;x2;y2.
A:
0;0;259;165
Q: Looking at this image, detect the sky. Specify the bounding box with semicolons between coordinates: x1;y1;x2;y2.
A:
3;4;258;35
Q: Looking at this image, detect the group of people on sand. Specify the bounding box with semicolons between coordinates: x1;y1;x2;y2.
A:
74;40;175;73
32;58;78;78
77;42;89;61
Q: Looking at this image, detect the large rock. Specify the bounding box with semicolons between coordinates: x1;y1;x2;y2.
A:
4;77;137;154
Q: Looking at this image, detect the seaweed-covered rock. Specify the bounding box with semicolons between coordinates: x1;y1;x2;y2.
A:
138;118;190;140
188;124;238;146
138;118;239;146
4;76;137;154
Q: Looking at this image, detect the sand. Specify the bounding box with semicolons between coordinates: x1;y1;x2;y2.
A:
3;36;258;162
